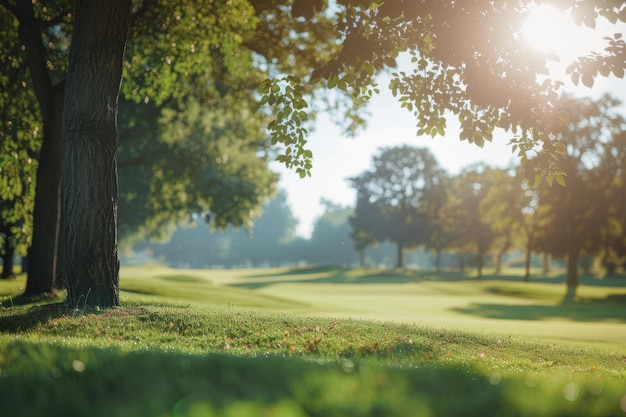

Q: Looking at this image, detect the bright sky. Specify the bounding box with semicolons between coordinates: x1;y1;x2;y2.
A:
273;5;626;238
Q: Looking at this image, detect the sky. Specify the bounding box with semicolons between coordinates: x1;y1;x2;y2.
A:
272;5;626;238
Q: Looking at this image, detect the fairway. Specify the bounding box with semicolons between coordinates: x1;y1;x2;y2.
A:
115;265;626;348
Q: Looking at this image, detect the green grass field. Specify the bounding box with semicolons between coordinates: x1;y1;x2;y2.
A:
1;265;625;416
117;265;626;347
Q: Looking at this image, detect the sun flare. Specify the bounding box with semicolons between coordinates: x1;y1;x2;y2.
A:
521;4;578;56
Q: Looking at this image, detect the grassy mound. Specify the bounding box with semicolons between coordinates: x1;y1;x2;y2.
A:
1;303;625;417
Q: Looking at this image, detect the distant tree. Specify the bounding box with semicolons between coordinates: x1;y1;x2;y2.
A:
600;130;626;275
423;174;451;272
443;165;499;278
534;95;626;297
349;188;383;267
233;190;298;266
478;168;525;274
350;146;446;268
144;190;297;268
307;200;358;266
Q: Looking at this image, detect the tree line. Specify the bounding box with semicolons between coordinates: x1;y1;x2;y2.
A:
132;192;423;269
349;94;626;297
132;92;626;299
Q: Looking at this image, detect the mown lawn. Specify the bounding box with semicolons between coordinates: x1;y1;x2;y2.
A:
117;265;626;346
1;266;625;416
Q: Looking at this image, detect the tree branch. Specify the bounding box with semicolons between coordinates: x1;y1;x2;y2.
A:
13;0;54;116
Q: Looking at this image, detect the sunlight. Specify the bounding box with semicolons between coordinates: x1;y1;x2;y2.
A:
521;4;580;57
521;3;624;63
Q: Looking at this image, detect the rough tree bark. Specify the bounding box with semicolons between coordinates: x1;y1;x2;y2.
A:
24;85;64;294
62;0;133;308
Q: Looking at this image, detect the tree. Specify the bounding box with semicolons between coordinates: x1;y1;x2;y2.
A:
232;189;298;266
1;0;316;301
1;0;69;294
443;165;499;278
599;131;626;274
144;189;297;268
350;146;445;268
349;192;381;267
478;168;525;274
307;200;358;266
116;97;278;246
61;0;133;307
534;94;626;297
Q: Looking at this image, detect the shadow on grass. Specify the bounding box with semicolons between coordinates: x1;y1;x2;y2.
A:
451;295;626;323
3;341;624;417
241;266;534;290
156;274;210;284
242;266;626;290
235;267;435;289
1;341;609;417
0;301;71;332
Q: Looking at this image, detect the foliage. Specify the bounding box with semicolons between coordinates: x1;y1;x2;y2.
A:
349;146;446;267
533;94;626;288
142;190;297;267
0;9;40;262
305;201;359;266
262;0;626;181
117;97;278;245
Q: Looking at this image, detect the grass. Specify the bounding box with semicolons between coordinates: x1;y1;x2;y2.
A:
1;265;626;416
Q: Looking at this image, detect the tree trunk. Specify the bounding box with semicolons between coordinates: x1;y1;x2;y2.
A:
14;0;64;296
476;253;483;278
25;86;64;295
524;242;531;282
396;241;404;268
62;0;133;308
565;250;579;300
1;245;15;279
494;250;503;274
495;234;511;275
